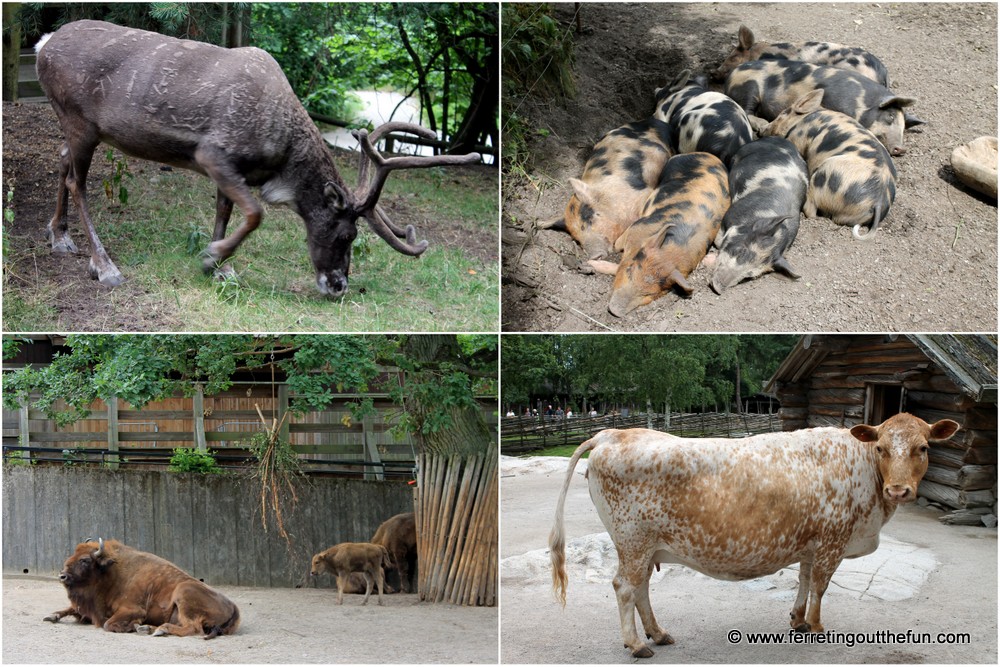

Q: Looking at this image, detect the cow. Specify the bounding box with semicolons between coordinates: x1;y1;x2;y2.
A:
310;542;392;606
371;512;418;593
549;413;960;658
43;538;239;639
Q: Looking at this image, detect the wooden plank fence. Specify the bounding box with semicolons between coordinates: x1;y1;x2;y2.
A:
500;411;781;455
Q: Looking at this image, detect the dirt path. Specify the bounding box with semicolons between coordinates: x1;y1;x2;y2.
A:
3;577;498;664
502;2;997;332
499;456;997;664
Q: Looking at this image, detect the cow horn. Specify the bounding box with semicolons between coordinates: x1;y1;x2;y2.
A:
94;537;104;558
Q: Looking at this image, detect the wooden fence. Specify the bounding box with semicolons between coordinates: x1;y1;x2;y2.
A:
2;384;496;479
500;411;781;455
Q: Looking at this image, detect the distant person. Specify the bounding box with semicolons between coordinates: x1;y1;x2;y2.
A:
589;408;598;417
506;409;515;418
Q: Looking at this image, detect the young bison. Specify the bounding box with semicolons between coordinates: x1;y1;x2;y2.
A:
310;542;392;606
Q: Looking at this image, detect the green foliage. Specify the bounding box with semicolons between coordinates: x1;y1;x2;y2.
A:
501;335;797;412
168;447;222;474
102;149;132;205
501;4;575;100
1;336;497;450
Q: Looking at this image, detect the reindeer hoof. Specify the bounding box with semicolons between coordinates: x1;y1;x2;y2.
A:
89;259;125;286
212;264;238;282
47;230;78;254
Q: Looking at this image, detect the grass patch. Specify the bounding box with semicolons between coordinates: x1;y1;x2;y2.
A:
526;443;590;458
38;156;497;332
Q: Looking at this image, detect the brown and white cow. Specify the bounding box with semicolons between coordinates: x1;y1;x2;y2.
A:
550;413;959;658
310;542;392;606
44;538;239;638
371;512;417;593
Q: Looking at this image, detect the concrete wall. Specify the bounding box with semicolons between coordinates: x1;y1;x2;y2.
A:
2;466;413;587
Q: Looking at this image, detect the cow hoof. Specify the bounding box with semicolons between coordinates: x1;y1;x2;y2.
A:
632;645;655;659
792;622;811;633
649;631;674;646
152;628;167;637
43;614;60;623
135;624;153;635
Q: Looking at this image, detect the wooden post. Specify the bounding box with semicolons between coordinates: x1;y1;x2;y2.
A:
362;414;385;481
277;384;290;445
106;395;119;469
17;397;29;461
192;384;206;452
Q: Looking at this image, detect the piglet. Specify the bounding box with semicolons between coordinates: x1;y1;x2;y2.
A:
762;89;897;239
710;137;808;293
590;152;730;316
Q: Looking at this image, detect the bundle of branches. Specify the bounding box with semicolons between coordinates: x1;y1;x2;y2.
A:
249;403;299;541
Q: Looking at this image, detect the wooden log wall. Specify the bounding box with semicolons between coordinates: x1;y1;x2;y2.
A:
773;337;997;517
413;445;497;606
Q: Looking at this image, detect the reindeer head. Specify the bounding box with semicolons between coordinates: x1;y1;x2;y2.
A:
305;122;480;298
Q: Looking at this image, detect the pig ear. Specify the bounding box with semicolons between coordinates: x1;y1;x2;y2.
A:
588;259;620;276
773;256;801;280
738;25;754;50
903;112;927;129
671;269;694;295
792;90;825;113
569;178;594;207
536;214;566;232
880;95;916;109
669;69;691;91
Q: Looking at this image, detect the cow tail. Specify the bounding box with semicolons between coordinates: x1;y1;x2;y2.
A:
204;605;240;640
550;434;600;608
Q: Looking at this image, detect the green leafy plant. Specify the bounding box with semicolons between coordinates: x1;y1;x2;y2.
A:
168;447;222;474
102;148;132;205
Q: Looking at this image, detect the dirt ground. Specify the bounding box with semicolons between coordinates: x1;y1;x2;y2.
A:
2;577;498;664
1;101;497;332
499;456;998;664
502;2;998;332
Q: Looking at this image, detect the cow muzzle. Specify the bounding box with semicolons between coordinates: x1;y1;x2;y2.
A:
883;484;915;502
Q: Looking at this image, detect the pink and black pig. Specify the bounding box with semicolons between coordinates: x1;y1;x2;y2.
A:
762;90;897;240
712;25;890;87
537;119;673;259
590;152;730;316
725;59;921;156
653;69;753;168
710;136;808;293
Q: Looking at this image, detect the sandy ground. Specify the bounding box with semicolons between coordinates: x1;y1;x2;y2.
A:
2;580;498;664
502;2;998;332
499;455;998;663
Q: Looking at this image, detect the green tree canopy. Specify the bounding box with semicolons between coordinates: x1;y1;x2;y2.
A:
500;335;795;413
2;334;496;452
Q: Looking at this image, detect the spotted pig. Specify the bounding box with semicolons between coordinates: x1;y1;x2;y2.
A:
589;152;729;316
653;70;753;168
710;137;808;293
763;90;897;239
712;25;890;87
550;413;960;658
725;59;918;156
538;119;673;258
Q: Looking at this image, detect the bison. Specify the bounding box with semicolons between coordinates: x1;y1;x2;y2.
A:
310;542;392;606
44;538;239;639
371;512;418;593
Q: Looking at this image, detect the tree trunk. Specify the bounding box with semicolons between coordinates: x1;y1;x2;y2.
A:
2;4;22;102
448;29;497;156
734;356;743;414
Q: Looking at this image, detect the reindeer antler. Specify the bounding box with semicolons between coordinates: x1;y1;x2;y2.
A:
351;123;481;257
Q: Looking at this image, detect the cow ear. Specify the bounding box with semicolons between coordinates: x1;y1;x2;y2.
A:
929;419;960;441
850;423;879;442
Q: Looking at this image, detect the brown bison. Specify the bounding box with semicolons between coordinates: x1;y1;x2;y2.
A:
371;511;417;593
43;538;239;639
310;542;391;606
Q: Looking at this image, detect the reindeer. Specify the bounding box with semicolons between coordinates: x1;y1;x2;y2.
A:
34;19;480;297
